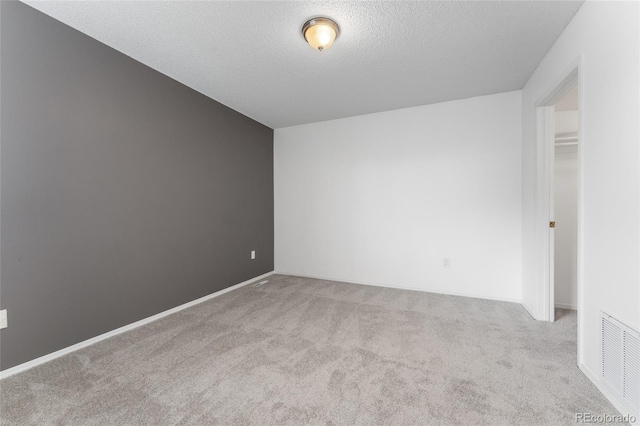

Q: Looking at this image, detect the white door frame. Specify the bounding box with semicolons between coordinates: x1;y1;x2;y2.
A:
534;56;584;363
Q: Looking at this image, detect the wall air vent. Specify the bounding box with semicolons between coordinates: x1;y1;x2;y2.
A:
601;311;640;417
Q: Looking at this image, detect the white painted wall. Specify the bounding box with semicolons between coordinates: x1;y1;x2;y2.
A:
555;110;579;136
554;145;578;310
520;0;639;403
275;91;522;302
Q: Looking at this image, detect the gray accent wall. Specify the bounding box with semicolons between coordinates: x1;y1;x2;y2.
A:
0;1;274;370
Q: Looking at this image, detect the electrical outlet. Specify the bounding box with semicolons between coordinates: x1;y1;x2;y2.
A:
0;310;7;329
251;250;256;260
443;258;450;268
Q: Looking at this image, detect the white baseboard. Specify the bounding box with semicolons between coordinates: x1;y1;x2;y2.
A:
0;271;274;380
579;362;639;423
521;301;538;320
274;271;521;304
555;302;577;310
578;363;640;425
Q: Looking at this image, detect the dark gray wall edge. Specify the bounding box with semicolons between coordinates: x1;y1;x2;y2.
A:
1;1;274;370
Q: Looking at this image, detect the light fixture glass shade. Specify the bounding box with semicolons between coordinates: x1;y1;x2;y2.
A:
302;18;339;51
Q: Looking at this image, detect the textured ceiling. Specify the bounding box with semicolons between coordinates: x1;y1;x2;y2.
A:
22;1;584;129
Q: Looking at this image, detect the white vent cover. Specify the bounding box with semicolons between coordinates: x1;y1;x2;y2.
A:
601;311;640;416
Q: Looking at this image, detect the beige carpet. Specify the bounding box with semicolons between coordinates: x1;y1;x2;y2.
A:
0;274;619;425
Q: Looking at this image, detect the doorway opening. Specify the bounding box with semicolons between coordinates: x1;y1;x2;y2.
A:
552;85;579;319
534;61;583;362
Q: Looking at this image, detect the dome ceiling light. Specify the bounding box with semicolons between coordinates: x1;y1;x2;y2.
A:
301;17;340;52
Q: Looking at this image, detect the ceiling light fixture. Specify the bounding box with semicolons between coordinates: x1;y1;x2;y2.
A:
302;17;340;52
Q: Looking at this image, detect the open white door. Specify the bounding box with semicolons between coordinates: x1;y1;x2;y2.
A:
547;106;555;323
537;105;556;322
